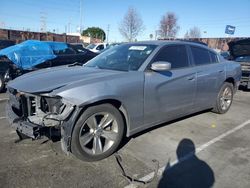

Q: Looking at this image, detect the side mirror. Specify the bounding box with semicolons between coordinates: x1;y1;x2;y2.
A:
151;61;171;71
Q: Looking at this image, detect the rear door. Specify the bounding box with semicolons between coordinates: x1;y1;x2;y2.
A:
189;45;225;110
144;44;196;125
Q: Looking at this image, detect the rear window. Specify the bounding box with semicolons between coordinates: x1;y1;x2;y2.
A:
96;44;104;50
191;46;211;65
86;44;96;49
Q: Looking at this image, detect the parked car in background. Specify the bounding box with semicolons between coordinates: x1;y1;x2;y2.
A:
0;40;97;92
86;43;108;53
98;43;122;53
70;43;86;51
228;38;250;89
0;40;16;50
6;41;241;161
220;51;230;60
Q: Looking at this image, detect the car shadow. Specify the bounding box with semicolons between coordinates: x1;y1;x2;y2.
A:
158;138;215;188
118;109;211;150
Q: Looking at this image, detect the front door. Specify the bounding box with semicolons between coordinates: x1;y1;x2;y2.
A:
144;45;196;125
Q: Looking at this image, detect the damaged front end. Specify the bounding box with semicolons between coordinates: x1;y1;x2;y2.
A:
6;87;75;143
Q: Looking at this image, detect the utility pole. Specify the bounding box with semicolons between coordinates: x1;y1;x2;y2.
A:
68;18;72;33
106;24;110;43
40;12;47;32
65;25;67;33
79;0;83;34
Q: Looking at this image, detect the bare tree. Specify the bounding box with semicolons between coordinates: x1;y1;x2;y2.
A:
119;7;144;42
184;31;190;39
189;26;201;38
159;12;179;39
184;27;201;38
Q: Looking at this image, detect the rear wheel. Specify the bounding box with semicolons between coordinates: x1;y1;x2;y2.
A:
71;104;124;161
212;82;234;114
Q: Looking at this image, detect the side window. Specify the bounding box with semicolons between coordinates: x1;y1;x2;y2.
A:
209;52;218;63
191;46;211;65
65;47;76;55
54;47;76;55
97;45;104;50
153;45;189;69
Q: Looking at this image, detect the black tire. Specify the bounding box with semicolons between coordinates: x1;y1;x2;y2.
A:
212;82;234;114
0;75;5;93
71;104;124;161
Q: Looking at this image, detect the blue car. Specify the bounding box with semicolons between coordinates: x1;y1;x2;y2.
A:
7;41;241;161
0;40;97;92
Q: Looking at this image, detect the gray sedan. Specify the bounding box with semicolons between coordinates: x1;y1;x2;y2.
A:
6;41;241;161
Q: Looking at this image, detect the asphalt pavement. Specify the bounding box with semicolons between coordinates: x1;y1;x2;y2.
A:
0;90;249;188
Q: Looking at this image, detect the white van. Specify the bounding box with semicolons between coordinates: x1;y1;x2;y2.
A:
86;43;108;53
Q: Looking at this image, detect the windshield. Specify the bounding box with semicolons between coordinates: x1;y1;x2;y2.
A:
86;44;97;50
85;44;157;71
235;56;250;62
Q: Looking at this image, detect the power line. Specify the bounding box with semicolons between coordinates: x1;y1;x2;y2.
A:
1;12;78;27
10;0;80;14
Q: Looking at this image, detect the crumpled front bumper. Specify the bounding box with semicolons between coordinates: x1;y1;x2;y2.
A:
6;87;82;153
6;102;43;139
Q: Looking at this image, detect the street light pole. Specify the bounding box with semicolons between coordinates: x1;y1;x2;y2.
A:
106;25;110;43
80;0;83;34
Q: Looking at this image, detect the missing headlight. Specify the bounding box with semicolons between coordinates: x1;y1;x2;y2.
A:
40;96;63;114
38;96;75;126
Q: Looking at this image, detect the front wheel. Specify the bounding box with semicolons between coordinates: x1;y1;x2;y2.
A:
212;82;234;114
71;104;124;161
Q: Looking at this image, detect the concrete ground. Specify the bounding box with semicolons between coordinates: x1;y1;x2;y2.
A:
0;90;250;188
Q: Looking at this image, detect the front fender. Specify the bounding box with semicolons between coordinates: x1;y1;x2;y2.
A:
55;71;145;139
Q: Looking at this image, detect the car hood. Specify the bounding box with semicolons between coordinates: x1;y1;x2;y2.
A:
7;66;124;93
228;39;250;59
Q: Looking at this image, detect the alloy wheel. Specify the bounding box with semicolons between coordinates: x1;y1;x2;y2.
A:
219;86;232;111
78;112;119;155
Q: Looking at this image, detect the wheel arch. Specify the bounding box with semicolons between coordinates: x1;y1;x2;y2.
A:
224;77;237;93
74;98;130;138
225;77;235;86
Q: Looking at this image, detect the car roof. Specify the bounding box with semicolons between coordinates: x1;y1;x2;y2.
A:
127;40;213;51
94;43;107;45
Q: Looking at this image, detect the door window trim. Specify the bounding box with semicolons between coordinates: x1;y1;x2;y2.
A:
189;45;218;66
146;44;192;71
